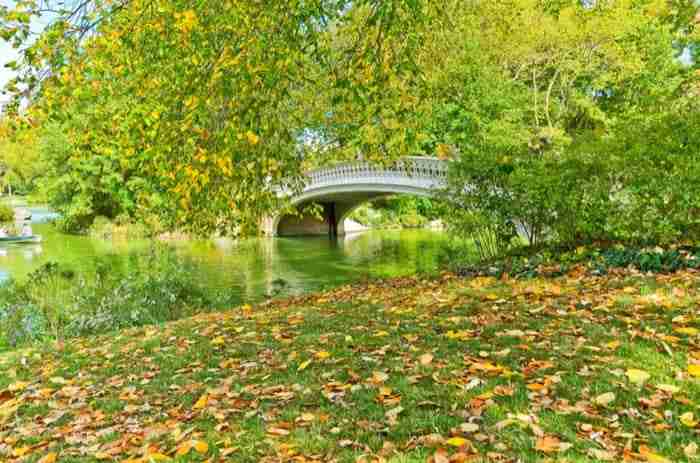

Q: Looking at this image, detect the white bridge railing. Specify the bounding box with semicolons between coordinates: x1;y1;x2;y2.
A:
303;156;448;191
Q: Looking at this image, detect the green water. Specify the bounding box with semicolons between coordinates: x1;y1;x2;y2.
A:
0;222;449;305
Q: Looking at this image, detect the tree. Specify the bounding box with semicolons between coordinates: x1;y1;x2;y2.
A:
0;0;434;234
423;0;700;251
0;121;44;196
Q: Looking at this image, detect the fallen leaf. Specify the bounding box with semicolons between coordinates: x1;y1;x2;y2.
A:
245;131;260;145
193;394;209;410
588;448;615;461
685;442;698;459
146;452;171;461
593;392;615;406
656;384;680;394
192;440;209;454
681;411;698;427
385;406;404;420
13;446;31;457
626;369;651;385
419;353;434;366
675;327;699;336
460;423;479;433
446;436;469;447
297;359;312;371
535;436;564;453
688;364;700;378
639;445;672;463
38;453;58;463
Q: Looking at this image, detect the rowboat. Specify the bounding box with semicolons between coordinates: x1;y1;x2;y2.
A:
0;235;42;244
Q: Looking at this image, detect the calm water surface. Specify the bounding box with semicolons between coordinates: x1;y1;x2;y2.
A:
0;210;448;306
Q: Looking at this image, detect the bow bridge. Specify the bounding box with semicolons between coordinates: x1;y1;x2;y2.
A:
264;157;448;237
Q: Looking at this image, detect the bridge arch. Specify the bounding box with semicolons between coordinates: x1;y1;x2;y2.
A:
265;157;447;237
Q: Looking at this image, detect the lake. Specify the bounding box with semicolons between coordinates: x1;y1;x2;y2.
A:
0;211;449;307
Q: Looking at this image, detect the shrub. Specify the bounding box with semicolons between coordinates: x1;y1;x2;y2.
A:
0;203;15;223
0;245;223;349
88;215;152;240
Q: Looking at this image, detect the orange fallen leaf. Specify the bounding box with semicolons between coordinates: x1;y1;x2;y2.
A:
535;436;561;453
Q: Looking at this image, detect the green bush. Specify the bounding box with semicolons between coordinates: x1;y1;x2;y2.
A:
0;203;15;223
0;245;228;349
88;215;152;239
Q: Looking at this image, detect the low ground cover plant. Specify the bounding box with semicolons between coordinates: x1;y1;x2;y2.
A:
0;246;225;349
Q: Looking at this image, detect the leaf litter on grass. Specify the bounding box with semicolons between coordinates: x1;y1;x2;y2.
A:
1;268;700;462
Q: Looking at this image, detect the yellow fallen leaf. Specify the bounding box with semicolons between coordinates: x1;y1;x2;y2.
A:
245;131;260;145
175;442;192;456
675;327;699;336
594;392;616;406
639;445;671;463
688;364;700;378
606;341;621;349
211;336;226;346
626;369;651;385
445;437;469;447
147;452;171;461
588;448;615;461
297;359;312;371
192;440;209;454
685;442;698;459
38;452;58;463
315;351;331;360
8;381;29;392
193;394;209;410
13;446;31;457
680;411;698;427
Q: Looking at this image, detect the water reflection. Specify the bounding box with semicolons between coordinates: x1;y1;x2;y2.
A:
0;223;448;306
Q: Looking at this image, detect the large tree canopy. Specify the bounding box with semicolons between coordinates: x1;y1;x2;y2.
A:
1;0;437;233
0;0;698;238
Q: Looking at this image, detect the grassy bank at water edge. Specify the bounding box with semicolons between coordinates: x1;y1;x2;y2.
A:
1;269;700;462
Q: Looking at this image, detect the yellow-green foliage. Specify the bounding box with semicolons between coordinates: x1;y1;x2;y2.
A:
0;203;14;223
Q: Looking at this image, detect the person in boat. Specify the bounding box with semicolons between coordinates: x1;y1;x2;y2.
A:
0;227;7;238
21;222;33;237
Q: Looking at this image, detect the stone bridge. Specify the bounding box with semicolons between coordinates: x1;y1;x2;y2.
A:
263;157;448;237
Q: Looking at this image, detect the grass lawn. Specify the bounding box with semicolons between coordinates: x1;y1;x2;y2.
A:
1;269;700;462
